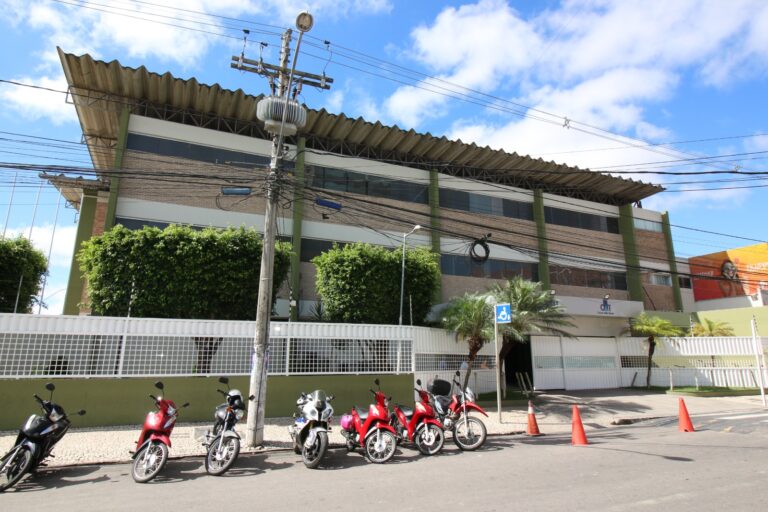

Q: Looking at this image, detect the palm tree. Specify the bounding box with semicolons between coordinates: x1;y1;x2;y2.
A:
489;277;575;396
441;293;494;388
692;318;734;337
627;313;683;389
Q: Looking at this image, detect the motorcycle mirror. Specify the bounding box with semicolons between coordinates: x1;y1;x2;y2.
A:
416;379;422;386
154;381;164;391
77;409;86;416
182;402;190;408
249;394;256;401
218;376;229;385
45;382;56;392
455;370;461;377
374;378;380;387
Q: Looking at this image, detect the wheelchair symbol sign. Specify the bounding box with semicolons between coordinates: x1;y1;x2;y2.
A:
495;304;512;324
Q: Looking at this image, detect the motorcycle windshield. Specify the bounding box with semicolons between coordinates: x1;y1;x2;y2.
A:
310;390;327;402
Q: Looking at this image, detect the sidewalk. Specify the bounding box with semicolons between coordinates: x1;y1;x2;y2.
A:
1;390;763;467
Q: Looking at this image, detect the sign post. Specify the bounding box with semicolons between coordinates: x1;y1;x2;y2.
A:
494;303;512;423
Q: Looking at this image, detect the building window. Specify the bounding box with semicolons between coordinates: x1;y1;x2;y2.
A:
549;265;627;290
650;273;672;286
634;218;663;232
126;133;272;169
544;206;620;234
441;254;538;280
439;189;533;221
310;166;428;204
678;276;692;289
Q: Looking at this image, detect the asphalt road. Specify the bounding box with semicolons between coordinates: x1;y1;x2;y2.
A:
3;420;768;511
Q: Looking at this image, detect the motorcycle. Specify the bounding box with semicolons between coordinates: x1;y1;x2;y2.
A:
203;377;250;476
391;379;445;456
430;371;488;451
289;389;334;469
339;378;398;464
0;383;85;492
131;381;189;483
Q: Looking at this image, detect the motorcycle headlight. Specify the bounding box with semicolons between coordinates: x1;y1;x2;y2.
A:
167;406;176;416
384;398;390;408
235;409;244;420
48;408;63;422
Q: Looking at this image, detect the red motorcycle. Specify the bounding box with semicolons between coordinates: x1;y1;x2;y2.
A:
131;381;189;483
391;379;445;455
430;371;488;451
339;379;398;463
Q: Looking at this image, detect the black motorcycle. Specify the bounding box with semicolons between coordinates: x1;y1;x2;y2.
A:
0;383;85;492
203;377;251;476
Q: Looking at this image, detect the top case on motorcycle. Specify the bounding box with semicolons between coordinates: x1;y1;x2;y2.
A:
428;379;451;396
433;395;451;414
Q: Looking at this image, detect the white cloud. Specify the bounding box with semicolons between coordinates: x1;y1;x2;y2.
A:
4;224;77;270
0;75;77;125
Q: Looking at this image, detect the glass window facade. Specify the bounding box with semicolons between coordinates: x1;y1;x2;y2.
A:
441;254;538;280
544;206;619;234
634;218;663;232
549;264;628;290
439;189;533;221
126;133;274;169
310;166;428;204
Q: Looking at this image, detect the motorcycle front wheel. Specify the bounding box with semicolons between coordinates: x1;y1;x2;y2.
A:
453;416;487;451
364;430;396;464
415;424;445;456
205;436;240;476
301;431;328;469
132;441;169;483
0;447;33;492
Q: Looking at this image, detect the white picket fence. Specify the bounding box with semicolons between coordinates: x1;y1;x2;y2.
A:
531;335;768;390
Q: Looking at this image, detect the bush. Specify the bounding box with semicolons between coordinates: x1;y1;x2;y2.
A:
313;243;440;325
78;225;291;320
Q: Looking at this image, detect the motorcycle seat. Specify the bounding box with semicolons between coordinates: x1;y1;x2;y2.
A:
399;406;414;419
354;407;369;421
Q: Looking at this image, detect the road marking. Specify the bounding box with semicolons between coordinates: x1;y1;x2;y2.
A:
718;413;768;420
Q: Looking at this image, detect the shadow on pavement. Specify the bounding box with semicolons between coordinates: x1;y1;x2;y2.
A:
7;464;108;493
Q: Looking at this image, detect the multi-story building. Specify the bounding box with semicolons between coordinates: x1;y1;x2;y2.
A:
50;49;691;350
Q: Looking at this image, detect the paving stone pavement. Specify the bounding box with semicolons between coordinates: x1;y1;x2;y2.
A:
1;389;763;467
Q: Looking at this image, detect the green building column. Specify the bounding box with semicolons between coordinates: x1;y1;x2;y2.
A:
661;212;683;311
104;107;130;230
618;204;643;302
289;137;306;321
428;169;442;303
532;190;550;289
62;191;97;315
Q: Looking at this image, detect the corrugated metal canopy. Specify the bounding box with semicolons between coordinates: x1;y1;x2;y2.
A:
58;48;663;205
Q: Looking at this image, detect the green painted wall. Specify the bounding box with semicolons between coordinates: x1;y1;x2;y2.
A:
429;168;442;302
661;212;683;311
105;107;130;230
697;308;768;337
532;189;550;289
290;138;306;321
62;191;97;315
618;204;643;302
0;374;414;431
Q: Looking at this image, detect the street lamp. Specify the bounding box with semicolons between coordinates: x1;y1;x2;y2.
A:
399;225;421;326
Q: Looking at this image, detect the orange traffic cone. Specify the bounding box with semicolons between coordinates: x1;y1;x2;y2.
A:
678;398;695;432
526;400;542;436
571;405;589;445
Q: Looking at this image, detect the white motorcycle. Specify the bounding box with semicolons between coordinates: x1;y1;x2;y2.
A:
288;390;334;469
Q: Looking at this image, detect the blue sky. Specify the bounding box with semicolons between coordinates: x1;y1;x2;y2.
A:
1;0;767;314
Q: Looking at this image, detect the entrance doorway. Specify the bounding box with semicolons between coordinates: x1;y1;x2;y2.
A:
504;340;533;390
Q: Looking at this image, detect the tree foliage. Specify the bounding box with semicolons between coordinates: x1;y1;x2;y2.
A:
78;225;291;320
692;318;734;337
441;293;494;387
627;312;683;389
0;236;47;313
312;243;440;325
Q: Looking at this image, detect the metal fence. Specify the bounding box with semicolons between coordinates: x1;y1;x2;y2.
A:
532;335;768;390
0;314;412;378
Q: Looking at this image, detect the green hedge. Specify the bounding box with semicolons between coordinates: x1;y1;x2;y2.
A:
0;236;47;313
78;225;291;319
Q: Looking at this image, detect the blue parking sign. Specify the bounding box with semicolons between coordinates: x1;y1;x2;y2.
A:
495;303;512;324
